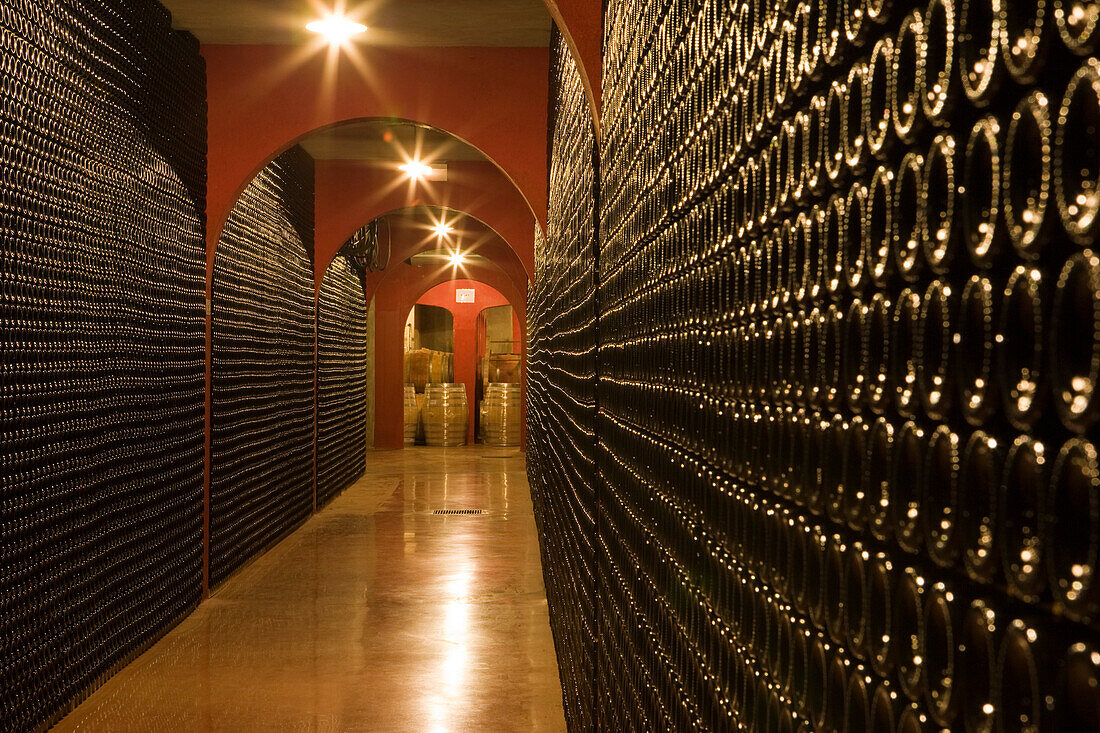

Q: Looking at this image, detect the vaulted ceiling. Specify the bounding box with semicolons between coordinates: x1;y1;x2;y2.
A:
299;121;489;163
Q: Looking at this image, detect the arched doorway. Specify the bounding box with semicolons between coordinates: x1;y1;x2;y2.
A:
397;280;523;446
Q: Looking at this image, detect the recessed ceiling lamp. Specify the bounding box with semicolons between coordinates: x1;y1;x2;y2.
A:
306;15;368;44
432;222;455;238
398;159;448;182
399;159;434;180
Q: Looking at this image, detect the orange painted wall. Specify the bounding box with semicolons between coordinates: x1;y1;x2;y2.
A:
542;0;603;132
416;280;513;443
372;264;525;450
202;43;549;273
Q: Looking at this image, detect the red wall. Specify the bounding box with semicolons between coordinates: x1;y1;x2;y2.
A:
314;160;536;287
416;281;512;444
372;267;525;449
203;43;550;269
542;0;603;132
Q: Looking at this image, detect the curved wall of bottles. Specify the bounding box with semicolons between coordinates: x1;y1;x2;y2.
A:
211;147;315;588
534;0;1100;729
527;33;600;731
1;1;207;728
317;253;368;508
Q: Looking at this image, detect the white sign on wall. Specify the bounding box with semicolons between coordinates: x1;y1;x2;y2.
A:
456;288;475;303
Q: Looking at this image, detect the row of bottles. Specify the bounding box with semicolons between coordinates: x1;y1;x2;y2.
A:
1;0;207;729
317;253;368;508
533;0;1100;730
526;33;601;731
601;263;1099;431
210;147;316;588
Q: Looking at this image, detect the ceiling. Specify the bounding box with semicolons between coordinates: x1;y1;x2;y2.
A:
299;121;488;163
161;0;552;47
408;250;492;267
369;205;518;273
383;205;513;248
386;205;505;242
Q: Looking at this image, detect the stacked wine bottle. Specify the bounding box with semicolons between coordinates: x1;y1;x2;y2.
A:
211;147;315;588
317;251;368;508
1;0;207;728
534;0;1100;729
527;33;601;732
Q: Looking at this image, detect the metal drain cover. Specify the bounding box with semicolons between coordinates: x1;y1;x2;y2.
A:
433;509;484;515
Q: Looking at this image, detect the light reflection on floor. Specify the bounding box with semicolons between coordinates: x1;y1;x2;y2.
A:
54;447;566;732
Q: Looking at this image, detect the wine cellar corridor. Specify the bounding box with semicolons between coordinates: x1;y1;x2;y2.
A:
5;0;1100;731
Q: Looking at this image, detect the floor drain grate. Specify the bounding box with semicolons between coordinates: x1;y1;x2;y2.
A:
433;509;484;515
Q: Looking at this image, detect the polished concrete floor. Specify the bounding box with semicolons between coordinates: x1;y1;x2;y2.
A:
55;447;566;732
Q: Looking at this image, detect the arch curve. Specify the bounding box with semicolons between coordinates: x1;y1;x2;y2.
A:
356;210;529;305
541;0;602;134
372;262;525;450
318;200;533;288
204;44;549;271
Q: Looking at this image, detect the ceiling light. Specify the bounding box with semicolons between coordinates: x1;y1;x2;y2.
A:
398;160;434;180
432;222;455;238
306;16;368;44
397;160;448;182
449;252;466;266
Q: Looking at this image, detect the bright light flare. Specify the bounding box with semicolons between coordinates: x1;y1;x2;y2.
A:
399;159;447;182
432;222;455;238
449;252;466;266
306;16;368;44
398;160;434;180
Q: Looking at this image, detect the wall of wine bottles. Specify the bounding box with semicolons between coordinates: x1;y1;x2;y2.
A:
1;1;207;728
317;252;368;508
532;0;1100;729
527;32;600;731
211;146;316;588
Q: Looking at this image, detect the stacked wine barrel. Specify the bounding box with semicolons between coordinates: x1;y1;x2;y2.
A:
404;385;420;446
531;1;1100;730
211;147;315;588
483;383;523;446
423;383;469;446
406;348;432;392
1;0;207;728
405;348;452;392
488;353;523;384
